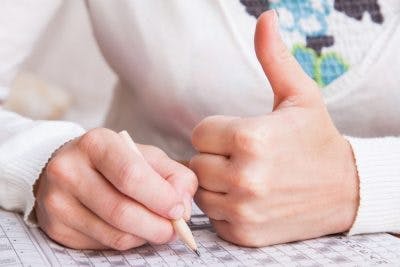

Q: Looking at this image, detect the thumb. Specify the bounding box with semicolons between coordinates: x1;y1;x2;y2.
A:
255;10;321;110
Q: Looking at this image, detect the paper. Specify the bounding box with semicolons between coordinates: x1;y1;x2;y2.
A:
1;208;400;266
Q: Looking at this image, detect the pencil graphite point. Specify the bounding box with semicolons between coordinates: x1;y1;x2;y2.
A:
194;249;201;257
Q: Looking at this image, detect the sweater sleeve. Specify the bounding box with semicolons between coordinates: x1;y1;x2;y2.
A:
0;1;85;226
346;136;400;235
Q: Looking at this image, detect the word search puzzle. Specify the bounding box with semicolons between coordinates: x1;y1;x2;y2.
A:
1;207;400;266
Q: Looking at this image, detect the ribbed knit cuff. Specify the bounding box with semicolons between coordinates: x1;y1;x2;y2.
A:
345;136;400;235
0;121;85;226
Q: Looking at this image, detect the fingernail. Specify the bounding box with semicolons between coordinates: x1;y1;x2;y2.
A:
274;8;280;19
272;9;279;32
169;203;185;219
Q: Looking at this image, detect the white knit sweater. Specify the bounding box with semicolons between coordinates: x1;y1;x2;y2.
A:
0;0;399;235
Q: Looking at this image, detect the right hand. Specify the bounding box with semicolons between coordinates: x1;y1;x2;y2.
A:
34;128;197;250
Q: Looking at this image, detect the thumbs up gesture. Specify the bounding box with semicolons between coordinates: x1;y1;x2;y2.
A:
190;10;359;247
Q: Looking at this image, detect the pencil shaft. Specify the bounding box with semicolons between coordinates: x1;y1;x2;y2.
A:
172;219;197;251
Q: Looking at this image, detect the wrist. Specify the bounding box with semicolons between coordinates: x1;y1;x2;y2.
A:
337;137;359;232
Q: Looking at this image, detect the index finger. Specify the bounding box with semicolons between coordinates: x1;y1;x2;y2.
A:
79;129;185;220
191;115;237;155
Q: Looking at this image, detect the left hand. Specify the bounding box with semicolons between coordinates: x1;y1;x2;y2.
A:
190;10;359;247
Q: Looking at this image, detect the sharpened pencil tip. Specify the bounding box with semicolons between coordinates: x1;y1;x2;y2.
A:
194;249;201;257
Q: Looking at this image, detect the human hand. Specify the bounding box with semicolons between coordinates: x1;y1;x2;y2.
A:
35;128;197;250
190;10;359;247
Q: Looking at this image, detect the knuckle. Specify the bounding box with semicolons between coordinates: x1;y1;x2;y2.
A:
107;233;133;251
78;128;112;154
233;166;250;185
43;192;64;215
109;201;130;227
187;170;199;194
233;168;263;197
116;161;142;190
232;128;262;155
192;115;223;146
230;202;253;224
182;166;198;195
45;224;67;245
46;156;73;184
43;193;75;224
228;226;246;245
235;206;268;226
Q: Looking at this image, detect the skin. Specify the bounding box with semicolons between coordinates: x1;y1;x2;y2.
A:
35;128;197;250
190;10;359;247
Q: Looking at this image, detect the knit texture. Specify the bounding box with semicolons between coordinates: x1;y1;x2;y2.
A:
346;136;400;235
240;0;395;87
0;112;85;226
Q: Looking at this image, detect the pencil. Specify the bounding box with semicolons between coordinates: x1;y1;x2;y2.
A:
118;130;200;256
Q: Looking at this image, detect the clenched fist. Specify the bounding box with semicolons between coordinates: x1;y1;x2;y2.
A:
35;128;197;250
190;10;359;247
